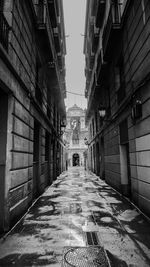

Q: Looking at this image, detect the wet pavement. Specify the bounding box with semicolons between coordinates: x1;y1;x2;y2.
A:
0;167;150;266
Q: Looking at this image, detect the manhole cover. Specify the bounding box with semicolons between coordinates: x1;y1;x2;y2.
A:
62;246;110;267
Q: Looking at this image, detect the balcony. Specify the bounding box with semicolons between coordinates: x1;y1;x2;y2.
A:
92;27;99;53
102;3;121;60
0;12;10;51
53;27;61;53
95;0;106;28
36;3;54;60
89;54;95;70
92;34;99;53
54;34;61;53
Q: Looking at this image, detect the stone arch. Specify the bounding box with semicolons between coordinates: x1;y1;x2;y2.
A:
72;153;80;166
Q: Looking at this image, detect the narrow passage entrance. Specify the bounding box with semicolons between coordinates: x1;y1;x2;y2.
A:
73;153;80;166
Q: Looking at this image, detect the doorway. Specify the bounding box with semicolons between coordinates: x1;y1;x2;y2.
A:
45;131;50;186
33;120;40;198
119;119;131;197
73;153;80;166
120;143;131;197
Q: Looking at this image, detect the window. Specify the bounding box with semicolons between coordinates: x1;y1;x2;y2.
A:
115;56;126;104
0;0;4;11
119;119;128;144
0;0;10;51
72;139;79;145
119;0;128;16
35;60;42;106
112;0;121;23
36;0;44;23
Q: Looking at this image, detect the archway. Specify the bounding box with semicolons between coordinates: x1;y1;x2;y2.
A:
72;153;80;166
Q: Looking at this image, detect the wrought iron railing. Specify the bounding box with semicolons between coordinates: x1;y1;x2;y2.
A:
89;54;95;69
0;12;9;51
92;31;99;53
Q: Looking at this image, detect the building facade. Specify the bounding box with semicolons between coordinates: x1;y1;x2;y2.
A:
84;0;150;216
64;105;88;168
0;0;66;233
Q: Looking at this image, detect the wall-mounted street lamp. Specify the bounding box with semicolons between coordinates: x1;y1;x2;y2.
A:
98;107;111;122
60;122;66;136
98;107;106;118
57;122;66;138
131;99;142;122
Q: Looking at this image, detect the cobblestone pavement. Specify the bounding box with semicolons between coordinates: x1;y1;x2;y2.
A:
0;167;150;266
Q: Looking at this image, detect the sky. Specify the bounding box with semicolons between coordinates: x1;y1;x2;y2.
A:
63;0;87;110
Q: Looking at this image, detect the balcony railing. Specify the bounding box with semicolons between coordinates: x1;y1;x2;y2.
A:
102;3;121;60
91;25;99;53
0;12;9;51
53;28;61;53
92;33;99;53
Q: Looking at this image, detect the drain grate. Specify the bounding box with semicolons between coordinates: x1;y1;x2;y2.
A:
63;203;82;214
62;246;110;267
86;231;99;246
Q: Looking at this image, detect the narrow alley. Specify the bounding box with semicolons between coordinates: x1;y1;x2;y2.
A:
0;167;150;266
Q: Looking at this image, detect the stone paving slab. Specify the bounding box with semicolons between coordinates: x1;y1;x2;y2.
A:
0;167;150;266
